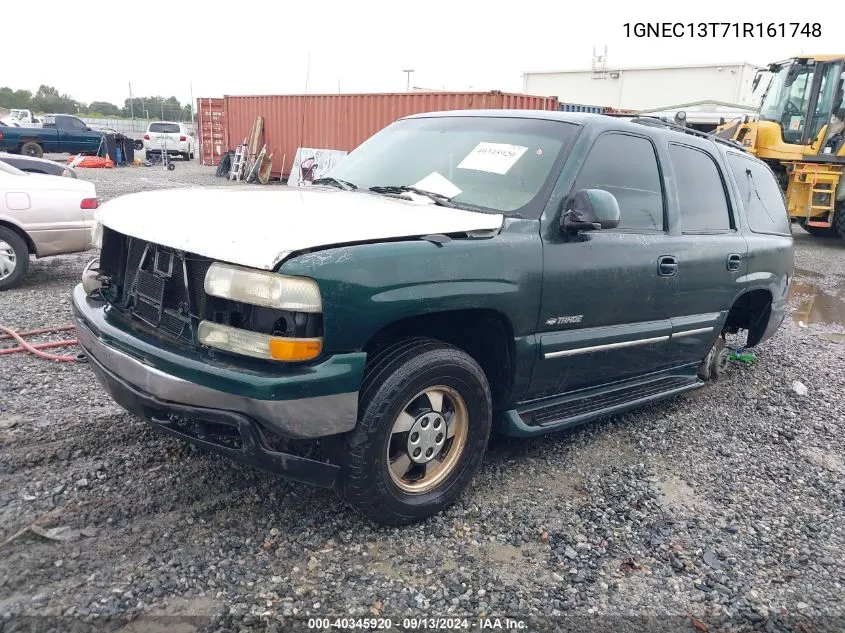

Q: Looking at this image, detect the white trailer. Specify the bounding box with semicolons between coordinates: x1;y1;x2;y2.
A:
522;62;763;112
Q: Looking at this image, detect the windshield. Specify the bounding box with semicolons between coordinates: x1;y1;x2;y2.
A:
0;159;27;177
758;61;842;144
321;116;578;214
149;122;180;133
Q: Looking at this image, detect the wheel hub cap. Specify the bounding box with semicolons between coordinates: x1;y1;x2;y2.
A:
0;240;17;280
407;412;447;463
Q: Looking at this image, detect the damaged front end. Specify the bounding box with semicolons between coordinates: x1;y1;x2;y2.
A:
71;225;365;487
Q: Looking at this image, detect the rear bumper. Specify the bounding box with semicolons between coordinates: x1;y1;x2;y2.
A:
145;148;185;156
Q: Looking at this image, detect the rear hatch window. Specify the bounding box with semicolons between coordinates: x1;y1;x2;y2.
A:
149;123;180;134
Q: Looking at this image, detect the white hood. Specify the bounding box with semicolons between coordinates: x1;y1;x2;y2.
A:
97;186;504;269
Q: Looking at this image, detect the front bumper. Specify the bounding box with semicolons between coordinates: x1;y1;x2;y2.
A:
71;284;365;483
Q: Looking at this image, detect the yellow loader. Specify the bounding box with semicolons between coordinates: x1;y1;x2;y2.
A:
716;55;845;239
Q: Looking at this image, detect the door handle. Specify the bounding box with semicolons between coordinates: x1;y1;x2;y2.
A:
727;253;742;272
657;255;678;277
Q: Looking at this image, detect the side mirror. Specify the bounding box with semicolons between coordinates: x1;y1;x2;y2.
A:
561;189;621;234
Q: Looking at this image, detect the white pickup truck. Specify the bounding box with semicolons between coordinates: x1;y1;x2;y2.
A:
0;109;43;127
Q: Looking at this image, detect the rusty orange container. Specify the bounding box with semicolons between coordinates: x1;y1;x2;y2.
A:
196;97;226;166
223;91;559;176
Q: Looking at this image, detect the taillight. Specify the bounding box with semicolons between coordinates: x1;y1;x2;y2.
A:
179;135;186;141
143;134;150;140
0;131;3;141
81;198;98;210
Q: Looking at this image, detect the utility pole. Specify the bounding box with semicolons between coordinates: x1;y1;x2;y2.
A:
189;81;194;123
128;82;134;120
161;102;164;120
403;69;414;92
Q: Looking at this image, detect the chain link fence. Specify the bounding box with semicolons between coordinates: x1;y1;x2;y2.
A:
80;117;197;138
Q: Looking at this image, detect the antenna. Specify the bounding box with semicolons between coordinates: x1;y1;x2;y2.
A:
592;46;608;79
298;52;311;159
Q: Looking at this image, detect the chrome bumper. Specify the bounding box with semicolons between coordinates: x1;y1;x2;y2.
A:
72;300;359;440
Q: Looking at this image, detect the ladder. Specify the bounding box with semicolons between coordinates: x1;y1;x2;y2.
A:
229;139;248;181
789;163;844;228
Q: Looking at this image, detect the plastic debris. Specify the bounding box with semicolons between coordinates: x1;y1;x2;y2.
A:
30;525;81;542
792;380;808;397
729;348;757;364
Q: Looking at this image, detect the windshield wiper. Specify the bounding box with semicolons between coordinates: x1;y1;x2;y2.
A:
310;177;357;191
368;185;458;208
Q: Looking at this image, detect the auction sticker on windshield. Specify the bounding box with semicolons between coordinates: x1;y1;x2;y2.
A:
458;142;528;175
413;171;463;199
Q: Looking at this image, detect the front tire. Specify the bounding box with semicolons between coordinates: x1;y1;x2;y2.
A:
335;338;492;525
0;227;29;291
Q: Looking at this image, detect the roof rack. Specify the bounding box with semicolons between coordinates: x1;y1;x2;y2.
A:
602;113;749;152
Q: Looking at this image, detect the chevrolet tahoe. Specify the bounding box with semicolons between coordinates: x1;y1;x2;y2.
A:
71;110;794;525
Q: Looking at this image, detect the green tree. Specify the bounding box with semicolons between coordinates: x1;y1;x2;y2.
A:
31;84;80;115
0;87;34;110
87;101;122;117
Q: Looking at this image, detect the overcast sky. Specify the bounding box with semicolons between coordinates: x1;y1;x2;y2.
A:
4;0;837;106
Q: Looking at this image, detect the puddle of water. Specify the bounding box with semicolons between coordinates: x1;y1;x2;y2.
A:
787;279;845;339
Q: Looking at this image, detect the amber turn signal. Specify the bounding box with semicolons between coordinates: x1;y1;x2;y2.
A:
269;337;322;361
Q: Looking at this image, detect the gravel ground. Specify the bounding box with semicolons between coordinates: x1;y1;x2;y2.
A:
1;164;844;632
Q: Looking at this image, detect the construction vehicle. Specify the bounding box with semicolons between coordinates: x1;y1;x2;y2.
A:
716;55;845;239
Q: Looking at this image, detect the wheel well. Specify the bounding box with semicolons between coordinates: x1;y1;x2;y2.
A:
364;310;515;411
724;289;773;348
0;221;37;255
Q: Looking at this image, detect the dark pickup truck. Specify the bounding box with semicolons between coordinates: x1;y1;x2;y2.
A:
73;110;794;525
0;114;102;158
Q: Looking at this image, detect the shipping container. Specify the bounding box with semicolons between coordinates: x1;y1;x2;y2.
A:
223;91;559;177
196;97;226;166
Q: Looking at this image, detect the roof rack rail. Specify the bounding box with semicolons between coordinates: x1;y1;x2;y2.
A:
601;113;748;152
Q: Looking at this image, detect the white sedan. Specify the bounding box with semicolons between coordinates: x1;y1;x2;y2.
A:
0;160;98;290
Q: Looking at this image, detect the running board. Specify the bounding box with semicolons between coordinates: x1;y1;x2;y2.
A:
499;367;704;438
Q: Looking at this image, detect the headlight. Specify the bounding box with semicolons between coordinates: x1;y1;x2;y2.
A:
198;321;322;361
204;262;322;312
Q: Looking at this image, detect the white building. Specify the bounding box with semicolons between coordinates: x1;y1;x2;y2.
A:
522;62;763;111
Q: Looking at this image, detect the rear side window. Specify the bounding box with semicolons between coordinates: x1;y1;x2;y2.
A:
149;123;180;133
726;153;791;235
669;144;732;232
573;132;664;231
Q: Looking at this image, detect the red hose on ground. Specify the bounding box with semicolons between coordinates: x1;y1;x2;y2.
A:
0;340;79;356
0;325;76;341
0;325;80;362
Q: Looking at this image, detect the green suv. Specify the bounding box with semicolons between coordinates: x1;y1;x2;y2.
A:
71;110;794;525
